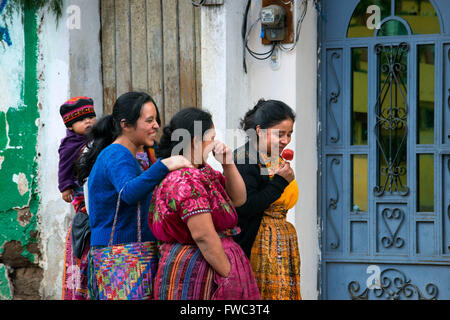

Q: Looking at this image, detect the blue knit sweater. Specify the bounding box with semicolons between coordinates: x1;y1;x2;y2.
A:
88;143;169;246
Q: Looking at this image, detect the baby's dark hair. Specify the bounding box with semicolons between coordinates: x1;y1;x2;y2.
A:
156;107;213;159
240;99;296;139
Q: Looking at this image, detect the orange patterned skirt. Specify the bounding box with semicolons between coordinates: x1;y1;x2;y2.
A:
249;204;301;300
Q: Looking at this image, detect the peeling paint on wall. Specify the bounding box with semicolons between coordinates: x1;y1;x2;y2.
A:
0;0;103;299
0;65;15;113
0;0;12;47
0;4;23;114
12;173;29;197
3;118;24;151
16;207;32;227
0;264;13;300
0;6;42;300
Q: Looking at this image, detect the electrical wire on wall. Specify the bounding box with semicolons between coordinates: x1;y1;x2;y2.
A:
245;17;277;60
242;0;252;73
242;0;309;72
279;0;308;52
191;0;206;7
242;0;276;73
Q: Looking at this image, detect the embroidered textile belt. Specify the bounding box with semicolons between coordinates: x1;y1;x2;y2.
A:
263;204;288;219
218;227;241;238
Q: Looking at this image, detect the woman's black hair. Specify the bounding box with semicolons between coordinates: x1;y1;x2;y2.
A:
240;99;296;140
76;91;160;184
156;107;213;159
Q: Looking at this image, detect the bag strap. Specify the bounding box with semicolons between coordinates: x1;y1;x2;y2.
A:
136;201;142;243
108;188;142;246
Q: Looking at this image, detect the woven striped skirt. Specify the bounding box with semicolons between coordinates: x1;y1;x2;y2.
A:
250;206;301;300
154;237;261;300
62;222;90;300
62;186;89;300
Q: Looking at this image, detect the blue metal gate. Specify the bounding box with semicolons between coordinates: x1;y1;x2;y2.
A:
319;0;450;299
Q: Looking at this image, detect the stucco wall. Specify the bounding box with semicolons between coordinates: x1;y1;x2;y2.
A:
37;0;102;299
0;0;101;300
202;0;319;299
0;4;41;300
36;2;71;300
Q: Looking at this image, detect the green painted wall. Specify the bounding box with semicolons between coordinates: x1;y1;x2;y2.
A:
0;264;12;300
0;7;39;299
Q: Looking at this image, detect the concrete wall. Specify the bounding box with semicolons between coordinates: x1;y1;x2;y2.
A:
292;1;319;300
0;4;42;300
68;0;103;116
0;0;102;300
202;0;319;299
37;0;102;299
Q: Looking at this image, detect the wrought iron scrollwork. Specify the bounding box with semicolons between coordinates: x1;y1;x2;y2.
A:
327;52;341;143
348;268;439;300
448;47;450;112
327;158;340;249
381;208;405;248
373;42;410;197
448;88;450;111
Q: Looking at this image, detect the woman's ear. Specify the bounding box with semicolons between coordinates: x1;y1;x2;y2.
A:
120;119;129;130
256;125;261;137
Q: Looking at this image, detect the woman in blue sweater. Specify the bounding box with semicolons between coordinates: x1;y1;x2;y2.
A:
76;91;192;299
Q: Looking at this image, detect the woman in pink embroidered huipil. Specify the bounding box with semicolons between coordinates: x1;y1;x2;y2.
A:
149;108;260;300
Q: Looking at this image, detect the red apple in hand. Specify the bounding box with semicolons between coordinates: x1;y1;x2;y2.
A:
281;148;294;161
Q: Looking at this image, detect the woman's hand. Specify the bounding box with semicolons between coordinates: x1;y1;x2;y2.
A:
161;155;194;171
275;161;295;183
212;141;234;166
212;141;247;207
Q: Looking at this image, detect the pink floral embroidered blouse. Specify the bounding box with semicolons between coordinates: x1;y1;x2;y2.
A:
148;164;238;244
